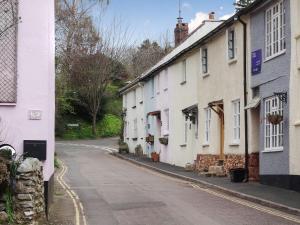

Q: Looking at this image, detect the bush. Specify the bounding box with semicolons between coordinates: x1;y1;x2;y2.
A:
97;114;122;137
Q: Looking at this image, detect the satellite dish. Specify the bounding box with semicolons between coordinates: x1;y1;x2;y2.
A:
0;144;16;159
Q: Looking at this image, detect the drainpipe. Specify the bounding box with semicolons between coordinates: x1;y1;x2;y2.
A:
236;16;249;182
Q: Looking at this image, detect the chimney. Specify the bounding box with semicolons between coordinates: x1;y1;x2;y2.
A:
174;20;189;46
208;12;215;20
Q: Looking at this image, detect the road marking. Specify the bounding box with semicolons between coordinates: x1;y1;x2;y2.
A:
190;183;300;224
56;142;118;153
57;159;88;225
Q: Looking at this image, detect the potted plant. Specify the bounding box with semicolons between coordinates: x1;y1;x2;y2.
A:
267;113;283;125
118;141;129;154
151;152;159;162
159;137;168;145
146;135;154;144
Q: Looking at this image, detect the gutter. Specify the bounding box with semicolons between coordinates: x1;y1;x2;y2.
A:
236;16;249;182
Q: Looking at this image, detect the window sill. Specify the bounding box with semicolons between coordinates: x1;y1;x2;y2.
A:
202;143;209;147
294;121;300;127
228;58;237;65
229;142;240;146
132;106;136;109
264;50;286;63
180;144;187;147
262;148;283;153
202;73;210;78
0;103;17;106
139;101;143;104
163;88;168;92
180;81;187;85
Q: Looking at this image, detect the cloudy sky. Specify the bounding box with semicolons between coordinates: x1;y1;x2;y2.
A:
98;0;235;45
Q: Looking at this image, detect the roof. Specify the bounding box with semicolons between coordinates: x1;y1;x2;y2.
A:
119;0;265;95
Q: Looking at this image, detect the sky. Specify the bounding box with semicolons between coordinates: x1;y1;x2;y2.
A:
97;0;236;46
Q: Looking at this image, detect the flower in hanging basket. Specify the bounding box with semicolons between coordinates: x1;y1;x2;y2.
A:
267;113;283;125
159;137;168;145
146;135;154;144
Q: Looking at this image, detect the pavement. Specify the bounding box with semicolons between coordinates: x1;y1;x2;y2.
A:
54;138;300;225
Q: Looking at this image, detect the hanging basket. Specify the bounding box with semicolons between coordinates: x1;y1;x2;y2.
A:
267;114;283;125
146;135;154;144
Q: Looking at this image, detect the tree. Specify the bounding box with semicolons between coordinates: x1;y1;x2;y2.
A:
234;0;254;10
125;39;173;78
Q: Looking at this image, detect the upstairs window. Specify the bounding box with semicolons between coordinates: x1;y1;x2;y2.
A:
133;118;138;138
164;109;169;134
164;68;168;91
181;59;187;84
133;89;136;108
151;78;155;97
156;74;160;94
228;29;235;60
202;48;208;74
265;0;286;59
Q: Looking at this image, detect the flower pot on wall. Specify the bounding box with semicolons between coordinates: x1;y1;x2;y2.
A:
159;137;168;145
267;114;283;125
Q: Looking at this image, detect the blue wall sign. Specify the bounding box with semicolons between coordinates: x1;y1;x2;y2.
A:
252;49;262;75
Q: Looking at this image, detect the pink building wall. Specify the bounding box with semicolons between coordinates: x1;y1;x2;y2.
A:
0;0;55;182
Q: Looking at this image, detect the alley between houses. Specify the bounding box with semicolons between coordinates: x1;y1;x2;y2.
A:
55;138;300;225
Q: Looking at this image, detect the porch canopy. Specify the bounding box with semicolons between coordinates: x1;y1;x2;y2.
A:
245;97;261;110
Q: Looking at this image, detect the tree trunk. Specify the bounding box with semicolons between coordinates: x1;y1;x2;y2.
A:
92;113;97;136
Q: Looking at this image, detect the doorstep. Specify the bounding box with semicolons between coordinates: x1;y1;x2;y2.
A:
113;153;300;217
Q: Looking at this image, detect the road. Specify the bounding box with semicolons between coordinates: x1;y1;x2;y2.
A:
56;138;300;225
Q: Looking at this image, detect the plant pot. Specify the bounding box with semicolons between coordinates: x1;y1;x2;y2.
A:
229;168;245;183
267;114;283;125
151;152;159;162
159;137;168;145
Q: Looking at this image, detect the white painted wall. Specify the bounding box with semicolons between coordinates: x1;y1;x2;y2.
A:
0;0;55;181
197;20;251;158
289;0;300;175
123;84;146;154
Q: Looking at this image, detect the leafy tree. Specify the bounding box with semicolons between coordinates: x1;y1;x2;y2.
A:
234;0;254;10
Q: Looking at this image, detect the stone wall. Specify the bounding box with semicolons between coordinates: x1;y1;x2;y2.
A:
14;158;45;224
195;153;259;180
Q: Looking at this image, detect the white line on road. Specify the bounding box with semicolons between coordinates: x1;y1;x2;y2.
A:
56;142;118;153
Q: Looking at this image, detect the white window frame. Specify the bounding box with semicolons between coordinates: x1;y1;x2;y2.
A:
181;59;187;84
201;48;208;75
133;89;136;107
133;118;138;138
204;108;211;144
264;96;284;151
124;94;127;109
164;109;170;135
164;68;168;91
139;86;143;103
151;78;155;97
156;74;160;94
228;28;235;60
265;0;286;60
232;100;241;144
183;115;188;144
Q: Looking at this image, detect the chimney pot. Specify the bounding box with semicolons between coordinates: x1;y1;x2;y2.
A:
209;12;215;20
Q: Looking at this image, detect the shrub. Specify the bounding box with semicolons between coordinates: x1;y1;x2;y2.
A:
97;114;121;137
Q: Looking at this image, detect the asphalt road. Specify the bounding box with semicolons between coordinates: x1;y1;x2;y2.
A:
56;139;300;225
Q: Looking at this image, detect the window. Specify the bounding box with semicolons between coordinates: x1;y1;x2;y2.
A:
264;96;283;151
133;118;138;138
0;1;18;103
164;109;169;134
183;115;188;144
124;94;127;108
233;100;240;143
139;87;143;103
181;59;187;84
265;1;286;59
151;78;155;97
202;48;208;74
204;108;211;144
156;74;160;94
164;68;168;91
133;89;136;107
125;121;129;138
228;29;235;60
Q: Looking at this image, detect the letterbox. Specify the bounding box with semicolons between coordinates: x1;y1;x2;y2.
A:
23;140;47;161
